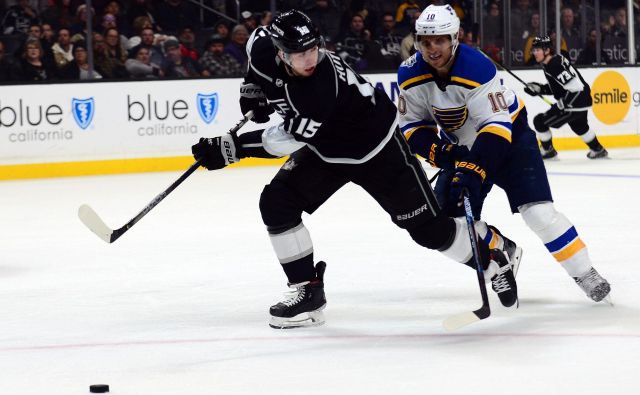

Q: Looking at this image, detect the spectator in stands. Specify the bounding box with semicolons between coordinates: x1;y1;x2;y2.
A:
155;0;199;32
224;24;248;68
483;2;502;47
161;38;207;78
560;6;582;62
523;12;541;65
41;22;54;44
603;7;630;64
125;45;163;78
70;4;94;41
260;11;272;26
127;15;154;48
399;9;420;60
2;0;39;35
102;1;130;36
178;25;198;60
510;0;532;64
241;10;257;34
94;27;128;78
198;33;242;77
0;39;21;81
394;0;420;36
101;12;130;50
59;41;103;79
376;11;402;69
577;28;610;65
19;37;57;81
213;20;230;45
41;0;76;30
128;27;164;66
51;27;74;69
337;13;370;69
306;0;341;43
127;0;156;30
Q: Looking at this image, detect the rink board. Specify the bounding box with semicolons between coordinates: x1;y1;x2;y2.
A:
1;67;639;180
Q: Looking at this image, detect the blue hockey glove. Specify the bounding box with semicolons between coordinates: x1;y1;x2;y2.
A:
446;161;486;218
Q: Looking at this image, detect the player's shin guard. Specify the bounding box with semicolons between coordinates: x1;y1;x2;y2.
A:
268;221;315;283
520;202;611;301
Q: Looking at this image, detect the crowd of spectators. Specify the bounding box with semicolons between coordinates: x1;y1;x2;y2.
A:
0;0;639;84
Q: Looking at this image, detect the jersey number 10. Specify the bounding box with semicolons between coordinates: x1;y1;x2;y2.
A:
487;92;508;113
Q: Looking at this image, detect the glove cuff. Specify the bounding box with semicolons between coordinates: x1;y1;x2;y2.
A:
456;161;487;182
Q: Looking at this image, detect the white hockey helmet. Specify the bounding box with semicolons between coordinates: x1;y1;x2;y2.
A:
414;4;460;55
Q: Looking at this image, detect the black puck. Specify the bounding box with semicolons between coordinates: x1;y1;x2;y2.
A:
89;384;109;393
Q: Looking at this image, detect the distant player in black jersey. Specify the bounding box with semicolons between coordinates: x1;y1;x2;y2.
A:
190;10;518;329
525;35;608;160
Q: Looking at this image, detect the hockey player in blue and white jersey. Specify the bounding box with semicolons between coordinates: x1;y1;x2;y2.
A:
398;4;611;302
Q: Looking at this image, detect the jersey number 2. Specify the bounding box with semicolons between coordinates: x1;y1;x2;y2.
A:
488;92;508;113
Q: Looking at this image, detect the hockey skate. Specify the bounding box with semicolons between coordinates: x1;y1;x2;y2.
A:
587;147;608;159
574;267;611;302
269;261;327;329
488;226;523;277
540;146;558;160
486;249;518;308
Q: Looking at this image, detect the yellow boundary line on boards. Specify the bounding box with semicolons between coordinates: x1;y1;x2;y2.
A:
2;134;639;181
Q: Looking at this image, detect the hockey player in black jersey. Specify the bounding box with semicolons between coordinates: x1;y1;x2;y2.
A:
525;35;608;160
190;10;518;329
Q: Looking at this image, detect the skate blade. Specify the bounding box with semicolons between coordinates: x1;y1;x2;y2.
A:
511;247;523;277
269;309;325;329
603;295;614;306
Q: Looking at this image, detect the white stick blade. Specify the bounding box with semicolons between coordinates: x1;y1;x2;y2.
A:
78;204;114;243
443;311;481;332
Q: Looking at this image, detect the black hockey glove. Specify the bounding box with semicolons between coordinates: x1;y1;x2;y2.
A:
191;135;240;170
446;161;486;218
240;82;273;124
524;82;551;96
426;142;470;170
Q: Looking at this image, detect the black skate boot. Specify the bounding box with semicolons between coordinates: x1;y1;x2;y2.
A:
488;225;523;276
541;146;558;160
269;261;327;329
587;147;608;159
574;267;611;302
486;249;518;308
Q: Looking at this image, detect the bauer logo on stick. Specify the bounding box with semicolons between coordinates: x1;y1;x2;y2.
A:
71;97;95;130
197;93;219;124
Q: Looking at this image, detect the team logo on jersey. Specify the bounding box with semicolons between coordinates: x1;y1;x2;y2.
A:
196;93;219;124
401;54;417;68
71;97;95;130
275;79;283;87
432;105;468;132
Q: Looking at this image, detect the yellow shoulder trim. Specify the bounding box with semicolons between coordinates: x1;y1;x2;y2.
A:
478;125;512;143
399;73;433;89
450;76;481;88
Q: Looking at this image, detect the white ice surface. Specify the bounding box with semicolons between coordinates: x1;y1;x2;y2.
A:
2;148;640;395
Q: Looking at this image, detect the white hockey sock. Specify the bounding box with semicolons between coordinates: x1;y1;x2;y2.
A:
440;217;472;264
269;222;314;264
520;202;592;277
475;220;504;250
537;130;553;143
579;129;597;145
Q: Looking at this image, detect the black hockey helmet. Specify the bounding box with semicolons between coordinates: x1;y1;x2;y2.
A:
269;10;323;54
532;35;552;50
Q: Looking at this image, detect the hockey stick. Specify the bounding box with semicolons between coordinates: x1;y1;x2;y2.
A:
442;188;491;331
428;169;443;184
477;48;554;106
78;111;254;243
